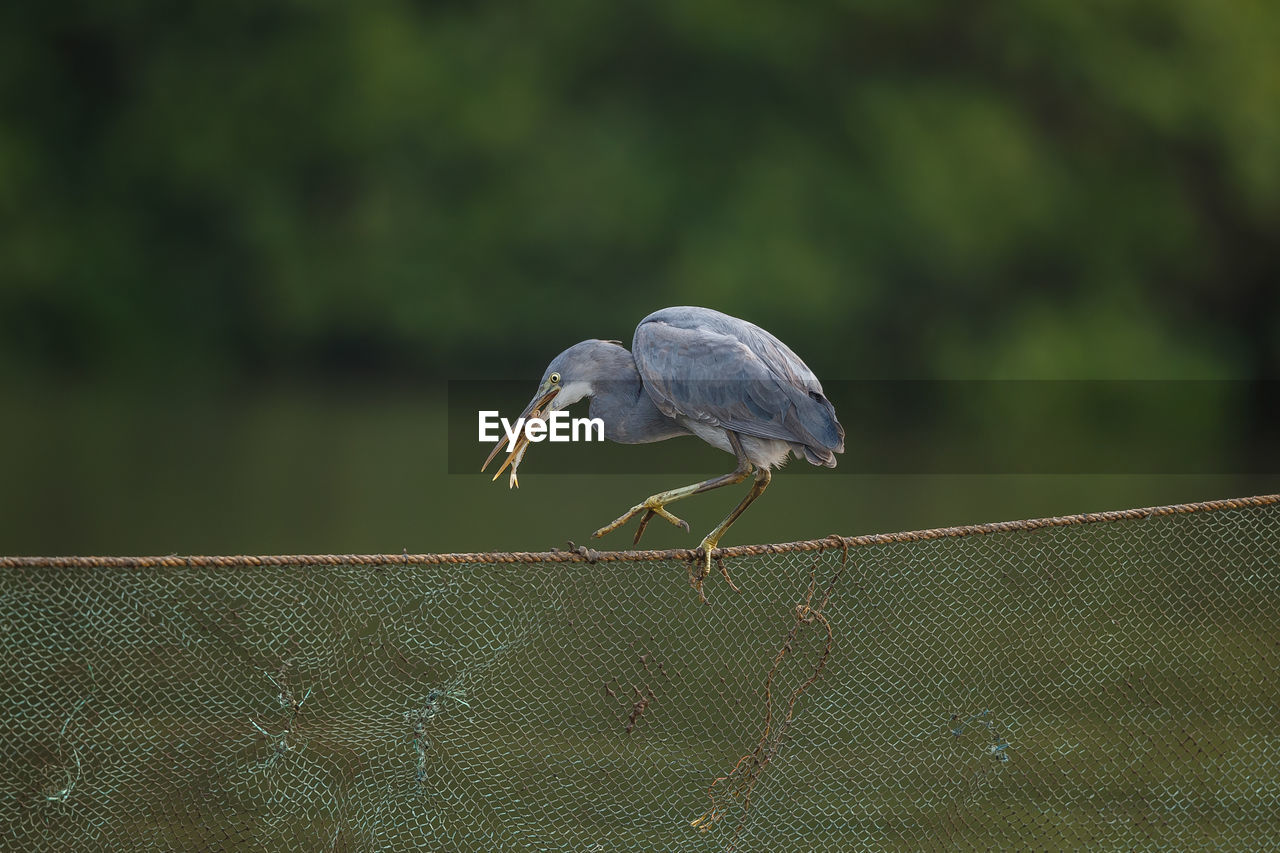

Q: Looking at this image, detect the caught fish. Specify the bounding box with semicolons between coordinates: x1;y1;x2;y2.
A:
507;412;546;488
507;434;529;489
481;378;559;488
484;412;545;489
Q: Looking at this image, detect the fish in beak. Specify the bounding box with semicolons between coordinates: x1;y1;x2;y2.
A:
480;383;560;488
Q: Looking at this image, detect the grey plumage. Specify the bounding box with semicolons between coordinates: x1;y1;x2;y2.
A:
482;305;845;596
518;306;844;466
632;307;844;467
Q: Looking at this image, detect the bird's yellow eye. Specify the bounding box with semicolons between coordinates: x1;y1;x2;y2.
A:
549;372;561;384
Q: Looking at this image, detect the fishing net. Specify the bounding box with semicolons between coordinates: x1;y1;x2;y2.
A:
2;496;1278;850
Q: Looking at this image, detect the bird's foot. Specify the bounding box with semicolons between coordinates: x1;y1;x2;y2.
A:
593;498;690;545
689;536;742;603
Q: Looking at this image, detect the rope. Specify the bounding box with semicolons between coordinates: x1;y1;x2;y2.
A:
3;494;1276;569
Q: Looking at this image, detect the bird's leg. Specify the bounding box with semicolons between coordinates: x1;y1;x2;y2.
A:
693;467;772;598
593;433;754;546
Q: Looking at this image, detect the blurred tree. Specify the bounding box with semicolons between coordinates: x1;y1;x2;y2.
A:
0;0;1275;386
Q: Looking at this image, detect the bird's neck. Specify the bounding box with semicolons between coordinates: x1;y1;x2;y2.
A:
586;351;687;445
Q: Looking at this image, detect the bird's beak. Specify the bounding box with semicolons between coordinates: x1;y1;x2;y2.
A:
480;384;560;485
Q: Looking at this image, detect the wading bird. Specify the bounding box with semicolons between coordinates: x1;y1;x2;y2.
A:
482;306;844;596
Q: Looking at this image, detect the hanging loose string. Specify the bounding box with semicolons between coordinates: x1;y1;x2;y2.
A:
692;537;852;847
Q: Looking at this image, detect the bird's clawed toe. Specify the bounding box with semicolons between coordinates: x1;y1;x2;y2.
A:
593;498;689;544
689;537;742;603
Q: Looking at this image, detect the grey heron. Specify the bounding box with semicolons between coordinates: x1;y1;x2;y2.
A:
482;306;845;596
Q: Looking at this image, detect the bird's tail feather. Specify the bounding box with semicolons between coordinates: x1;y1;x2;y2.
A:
783;387;845;457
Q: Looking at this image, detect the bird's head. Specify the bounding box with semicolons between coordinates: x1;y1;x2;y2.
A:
481;340;627;484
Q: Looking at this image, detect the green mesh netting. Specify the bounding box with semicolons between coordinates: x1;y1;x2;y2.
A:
3;501;1278;850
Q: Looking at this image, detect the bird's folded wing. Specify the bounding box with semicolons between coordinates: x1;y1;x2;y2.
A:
632;318;842;453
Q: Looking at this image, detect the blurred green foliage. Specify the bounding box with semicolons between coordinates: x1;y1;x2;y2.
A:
1;0;1277;553
2;0;1277;383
